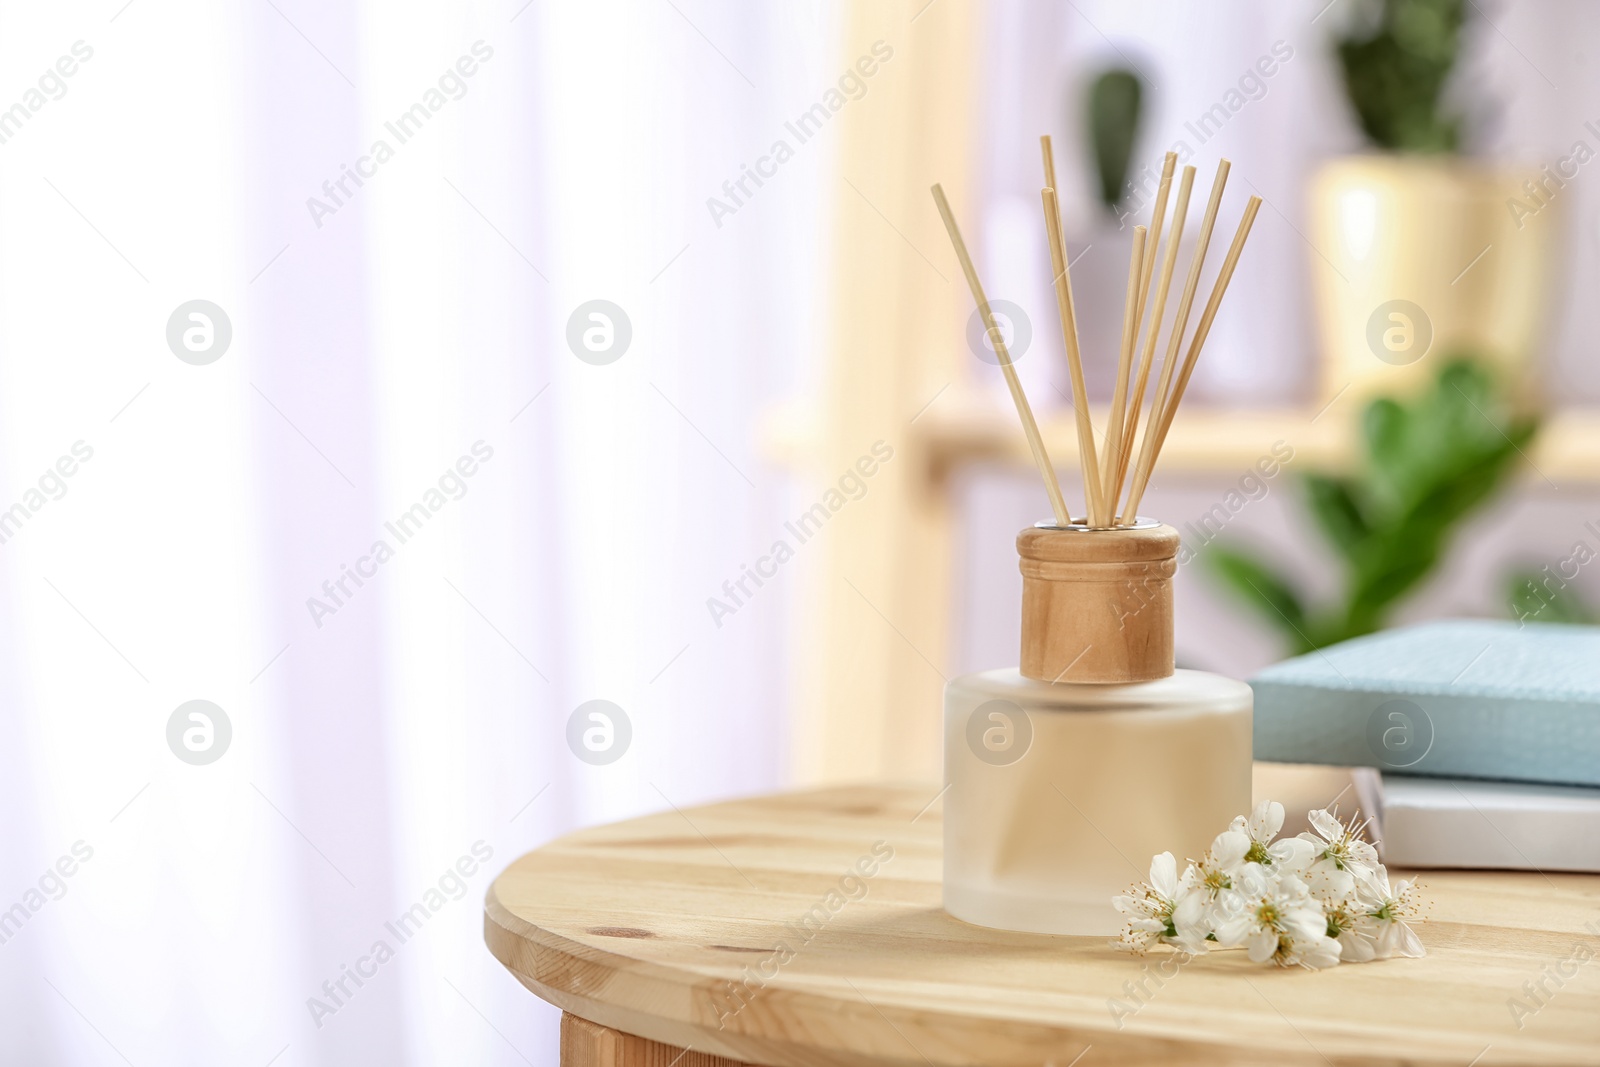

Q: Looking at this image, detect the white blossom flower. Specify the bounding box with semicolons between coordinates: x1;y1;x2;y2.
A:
1184;829;1251;899
1230;800;1314;870
1286;924;1344;969
1299;808;1380;878
1231;800;1283;863
1320;900;1378;963
1171;829;1248;948
1113;851;1183;954
1357;865;1427;959
1110;801;1424;969
1214;864;1341;969
1303;853;1356;904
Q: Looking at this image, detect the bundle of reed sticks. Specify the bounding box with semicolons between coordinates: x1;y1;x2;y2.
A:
932;139;1262;529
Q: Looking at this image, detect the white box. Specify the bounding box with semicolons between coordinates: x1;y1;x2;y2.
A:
1377;775;1600;873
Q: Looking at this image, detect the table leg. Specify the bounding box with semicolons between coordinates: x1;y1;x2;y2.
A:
560;1012;753;1067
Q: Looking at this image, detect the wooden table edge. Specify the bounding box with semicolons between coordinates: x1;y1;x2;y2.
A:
482;786;1600;1067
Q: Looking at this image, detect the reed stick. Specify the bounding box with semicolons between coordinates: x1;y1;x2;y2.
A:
1040;136;1102;525
1115;164;1193;497
1133;153;1177;353
1113;153;1181;509
930;183;1072;528
1041;186;1103;526
1099;224;1146;525
1040;135;1060;202
1122;194;1263;522
1122;160;1230;522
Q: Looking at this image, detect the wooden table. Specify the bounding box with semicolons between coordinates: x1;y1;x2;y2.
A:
484;784;1600;1066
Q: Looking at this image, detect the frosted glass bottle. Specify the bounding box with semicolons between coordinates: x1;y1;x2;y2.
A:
942;521;1252;936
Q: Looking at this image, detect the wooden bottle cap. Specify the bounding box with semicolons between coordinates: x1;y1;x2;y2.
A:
1018;520;1179;684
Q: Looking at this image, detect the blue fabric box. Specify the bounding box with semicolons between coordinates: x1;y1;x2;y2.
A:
1250;619;1600;787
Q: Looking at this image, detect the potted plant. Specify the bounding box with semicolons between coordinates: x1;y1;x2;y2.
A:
1204;358;1538;652
1308;0;1552;407
1066;67;1148;398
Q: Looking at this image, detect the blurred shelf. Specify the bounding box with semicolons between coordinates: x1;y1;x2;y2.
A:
762;391;1600;484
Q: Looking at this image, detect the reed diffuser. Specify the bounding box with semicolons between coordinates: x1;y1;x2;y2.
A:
933;141;1262;936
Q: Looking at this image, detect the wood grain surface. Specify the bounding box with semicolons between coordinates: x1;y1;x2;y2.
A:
561;1012;752;1067
485;784;1600;1067
1017;522;1178;683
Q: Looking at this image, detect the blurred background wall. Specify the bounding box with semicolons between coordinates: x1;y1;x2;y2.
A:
0;1;1595;1065
955;0;1600;692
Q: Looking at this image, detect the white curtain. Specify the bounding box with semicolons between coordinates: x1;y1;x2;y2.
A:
0;1;832;1064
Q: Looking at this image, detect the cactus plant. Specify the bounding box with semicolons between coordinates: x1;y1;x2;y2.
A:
1086;68;1143;211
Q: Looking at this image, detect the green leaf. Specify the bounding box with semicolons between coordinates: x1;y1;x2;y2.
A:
1202;546;1310;641
1506;568;1599;626
1347;539;1440;624
1302;474;1369;560
1334;0;1466;153
1206;355;1539;651
1362;397;1408;468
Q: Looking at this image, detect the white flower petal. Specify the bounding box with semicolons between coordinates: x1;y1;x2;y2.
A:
1285;906;1328;942
1338;928;1378;963
1209;890;1248;927
1269;836;1315;871
1393;922;1426;958
1307;807;1344;844
1296;934;1343;969
1173;889;1206;927
1250;800;1285;842
1246;929;1278;963
1178;861;1201;892
1150;851;1179;898
1171;927;1213;955
1233;864;1273;896
1376;918;1426;959
1347;839;1380;871
1215;915;1253;947
1352;872;1387;909
1211;830;1250;870
1307;862;1354;901
1276;872;1310;899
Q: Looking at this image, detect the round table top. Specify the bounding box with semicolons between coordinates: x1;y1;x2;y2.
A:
484;784;1600;1067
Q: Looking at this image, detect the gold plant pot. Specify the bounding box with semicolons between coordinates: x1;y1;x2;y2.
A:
1307;155;1555;405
